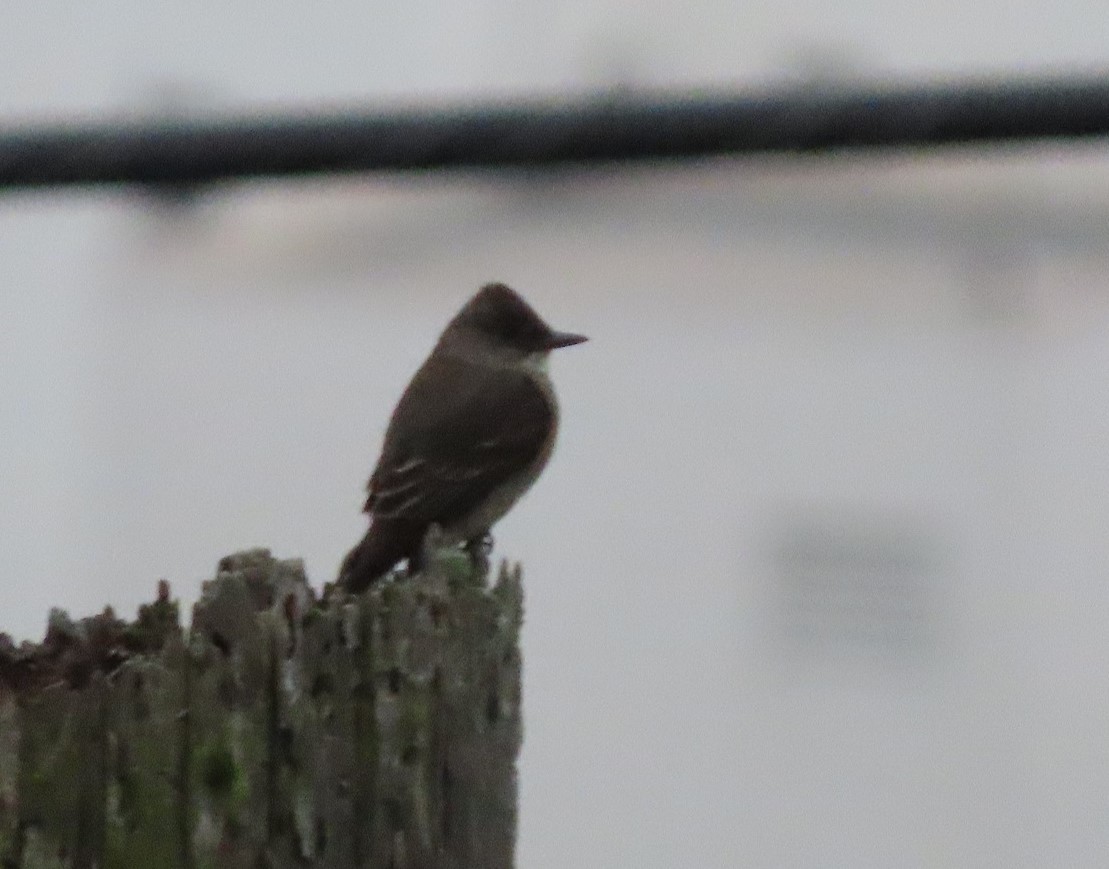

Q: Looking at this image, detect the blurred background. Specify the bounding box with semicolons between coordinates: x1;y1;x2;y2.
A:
3;2;1109;867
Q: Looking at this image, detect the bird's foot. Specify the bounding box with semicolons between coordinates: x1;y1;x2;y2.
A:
463;533;494;578
409;523;450;579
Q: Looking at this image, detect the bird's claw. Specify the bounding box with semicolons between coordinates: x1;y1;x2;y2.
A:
463;533;494;577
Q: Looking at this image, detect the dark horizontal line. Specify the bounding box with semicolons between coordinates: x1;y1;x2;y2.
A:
3;74;1109;191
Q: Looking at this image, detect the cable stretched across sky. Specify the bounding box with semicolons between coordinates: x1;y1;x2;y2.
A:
2;73;1109;191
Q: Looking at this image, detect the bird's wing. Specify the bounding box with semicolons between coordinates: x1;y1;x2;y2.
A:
365;354;554;524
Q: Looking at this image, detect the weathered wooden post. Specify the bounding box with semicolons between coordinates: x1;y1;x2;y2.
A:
0;548;523;868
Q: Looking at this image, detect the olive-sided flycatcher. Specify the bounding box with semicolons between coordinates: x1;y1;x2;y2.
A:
339;282;587;592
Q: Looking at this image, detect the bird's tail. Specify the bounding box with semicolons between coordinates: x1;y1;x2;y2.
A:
338;521;421;593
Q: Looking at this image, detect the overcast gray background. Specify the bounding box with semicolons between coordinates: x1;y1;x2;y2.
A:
4;4;1109;867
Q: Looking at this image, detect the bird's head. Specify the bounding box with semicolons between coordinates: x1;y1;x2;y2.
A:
439;283;587;363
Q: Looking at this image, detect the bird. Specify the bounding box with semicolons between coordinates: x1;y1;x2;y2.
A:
339;282;587;592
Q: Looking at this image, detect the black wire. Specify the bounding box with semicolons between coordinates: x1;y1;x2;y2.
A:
2;75;1108;191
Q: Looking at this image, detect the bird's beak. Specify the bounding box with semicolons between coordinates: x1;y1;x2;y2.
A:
544;330;589;349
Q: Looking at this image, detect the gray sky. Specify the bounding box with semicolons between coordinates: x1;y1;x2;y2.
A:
1;0;1108;120
4;6;1109;867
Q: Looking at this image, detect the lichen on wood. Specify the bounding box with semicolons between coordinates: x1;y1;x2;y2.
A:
0;549;523;868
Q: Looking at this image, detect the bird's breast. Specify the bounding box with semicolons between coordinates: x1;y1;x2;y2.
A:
442;369;559;544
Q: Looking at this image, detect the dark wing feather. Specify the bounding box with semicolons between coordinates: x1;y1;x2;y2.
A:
365;354;553;524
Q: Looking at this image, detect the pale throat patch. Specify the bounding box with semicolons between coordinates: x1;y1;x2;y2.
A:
520;352;550;376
